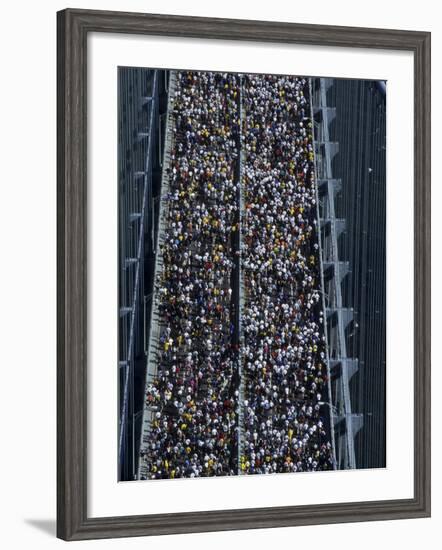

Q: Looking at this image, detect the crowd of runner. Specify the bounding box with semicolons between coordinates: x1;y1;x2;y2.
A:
241;74;334;474
139;71;334;480
140;71;241;479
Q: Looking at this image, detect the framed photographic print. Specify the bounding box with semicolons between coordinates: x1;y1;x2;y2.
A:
57;8;431;541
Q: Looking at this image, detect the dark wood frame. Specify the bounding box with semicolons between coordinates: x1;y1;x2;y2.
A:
57;8;431;541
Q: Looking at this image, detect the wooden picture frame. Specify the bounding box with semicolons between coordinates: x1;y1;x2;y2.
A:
57;8;431;541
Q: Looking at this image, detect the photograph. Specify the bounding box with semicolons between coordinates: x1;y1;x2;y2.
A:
0;0;434;545
117;67;386;482
53;6;430;542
